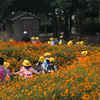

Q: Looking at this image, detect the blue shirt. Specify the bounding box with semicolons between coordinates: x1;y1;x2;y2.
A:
43;60;48;68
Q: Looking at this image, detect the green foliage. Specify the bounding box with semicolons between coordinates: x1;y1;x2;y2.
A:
40;20;52;33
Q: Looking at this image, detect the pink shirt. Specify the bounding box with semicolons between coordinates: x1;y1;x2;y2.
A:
20;67;39;74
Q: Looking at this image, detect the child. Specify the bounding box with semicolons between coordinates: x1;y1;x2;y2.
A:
50;38;54;45
67;40;73;46
46;57;57;73
0;57;9;82
43;52;51;68
12;59;39;78
80;41;84;46
31;37;36;44
35;56;46;74
47;41;51;45
60;36;63;42
54;38;58;45
59;36;65;44
59;41;62;45
3;62;11;79
36;37;41;44
79;51;88;62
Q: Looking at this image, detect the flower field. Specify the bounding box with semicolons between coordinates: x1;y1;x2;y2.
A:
0;39;100;100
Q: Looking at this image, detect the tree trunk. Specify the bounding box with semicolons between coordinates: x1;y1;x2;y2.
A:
58;17;62;39
69;15;73;35
52;19;58;38
91;17;95;36
79;16;83;40
52;12;58;38
99;4;100;24
64;14;69;41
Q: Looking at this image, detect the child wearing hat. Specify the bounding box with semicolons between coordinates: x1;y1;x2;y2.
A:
47;41;51;45
67;40;73;46
3;62;11;79
80;41;84;46
60;36;63;42
79;51;88;62
35;56;46;74
59;41;62;45
31;37;36;44
54;38;58;45
45;57;57;73
59;36;65;44
36;37;41;44
12;59;39;78
50;38;54;45
0;57;10;82
43;52;51;68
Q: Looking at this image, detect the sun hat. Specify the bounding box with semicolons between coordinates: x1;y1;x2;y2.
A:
47;41;51;44
60;36;63;39
76;42;80;45
39;56;45;62
59;41;62;45
55;38;57;40
3;62;10;68
81;51;88;57
44;52;51;57
23;31;27;34
36;37;39;40
50;38;54;41
67;40;73;46
22;59;31;66
80;41;84;45
31;37;35;40
9;39;14;42
50;58;55;62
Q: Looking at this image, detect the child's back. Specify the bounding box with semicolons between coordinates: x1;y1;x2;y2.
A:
23;67;32;78
0;66;6;82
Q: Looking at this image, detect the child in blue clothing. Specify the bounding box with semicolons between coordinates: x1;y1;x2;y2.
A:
46;57;57;73
43;52;51;68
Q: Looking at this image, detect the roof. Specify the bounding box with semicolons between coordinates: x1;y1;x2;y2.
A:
5;11;41;21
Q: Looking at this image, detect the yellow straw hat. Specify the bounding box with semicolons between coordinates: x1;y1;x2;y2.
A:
50;58;55;62
67;40;73;46
3;62;10;68
48;41;51;44
80;41;84;45
44;52;51;57
76;42;80;45
50;38;54;41
55;38;57;40
22;59;31;66
9;39;14;42
60;36;63;39
31;37;35;40
81;51;88;57
39;56;45;62
59;41;62;45
36;37;39;40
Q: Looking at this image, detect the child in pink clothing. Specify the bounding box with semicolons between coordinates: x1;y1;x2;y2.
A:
3;62;11;79
12;59;39;78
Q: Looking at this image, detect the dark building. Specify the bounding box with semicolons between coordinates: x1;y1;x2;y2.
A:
6;11;41;42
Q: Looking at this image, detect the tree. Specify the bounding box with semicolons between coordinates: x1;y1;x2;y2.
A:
50;0;76;40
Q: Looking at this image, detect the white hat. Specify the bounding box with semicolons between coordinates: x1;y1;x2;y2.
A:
24;31;27;34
